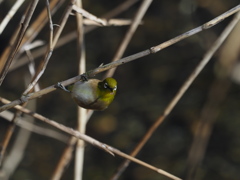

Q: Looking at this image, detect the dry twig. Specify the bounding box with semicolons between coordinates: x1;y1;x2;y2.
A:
0;111;68;143
23;0;76;94
110;8;240;180
51;1;140;178
185;11;240;180
0;0;25;34
0;97;181;180
0;0;39;85
1;3;240;113
74;0;87;180
9;0;140;72
105;0;153;78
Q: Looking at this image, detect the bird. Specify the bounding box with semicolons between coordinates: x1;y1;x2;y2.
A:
58;77;117;111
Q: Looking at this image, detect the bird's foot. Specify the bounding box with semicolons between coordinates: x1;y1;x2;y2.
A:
55;82;70;92
80;73;88;82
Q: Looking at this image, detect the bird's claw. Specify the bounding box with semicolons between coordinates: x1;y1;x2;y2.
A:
55;82;70;92
80;74;88;82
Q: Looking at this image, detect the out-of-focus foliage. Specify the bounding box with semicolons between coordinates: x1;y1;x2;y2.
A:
0;0;240;180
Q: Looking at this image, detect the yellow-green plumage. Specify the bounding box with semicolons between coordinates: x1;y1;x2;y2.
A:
71;78;117;111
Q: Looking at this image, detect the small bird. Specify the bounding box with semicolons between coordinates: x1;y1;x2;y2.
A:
59;77;117;111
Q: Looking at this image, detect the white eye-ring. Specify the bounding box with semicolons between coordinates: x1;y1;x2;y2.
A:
104;83;108;89
113;86;117;91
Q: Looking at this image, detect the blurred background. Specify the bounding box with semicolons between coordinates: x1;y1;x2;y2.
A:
0;0;240;179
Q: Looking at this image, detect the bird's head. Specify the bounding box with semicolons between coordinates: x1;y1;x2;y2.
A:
98;78;117;94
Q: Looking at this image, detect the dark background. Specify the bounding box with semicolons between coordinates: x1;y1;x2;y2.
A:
1;0;240;179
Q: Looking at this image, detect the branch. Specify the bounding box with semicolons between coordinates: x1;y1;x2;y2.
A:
110;9;240;180
0;4;240;113
0;97;181;180
74;0;87;180
0;0;25;34
0;0;39;85
0;110;68;143
104;0;153;78
9;0;140;72
83;18;143;26
72;4;105;25
22;0;76;94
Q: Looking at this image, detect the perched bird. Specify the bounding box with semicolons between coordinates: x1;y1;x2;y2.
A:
59;77;117;111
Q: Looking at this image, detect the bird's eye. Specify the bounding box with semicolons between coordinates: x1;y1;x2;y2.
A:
113;86;117;91
104;83;108;89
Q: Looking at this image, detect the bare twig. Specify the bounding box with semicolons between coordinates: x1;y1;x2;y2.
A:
186;79;231;180
73;7;144;27
150;4;240;53
74;0;87;180
185;11;240;180
105;0;153;78
0;111;68;143
9;0;140;71
0;119;16;167
0;40;43;176
0;97;181;180
72;4;105;25
0;100;36;179
19;0;64;50
22;0;74;94
0;0;39;85
51;137;77;180
46;0;53;50
88;0;153;171
51;2;141;178
0;0;63;73
11;2;240;72
0;0;25;34
1;4;240;113
83;18;142;26
110;9;240;180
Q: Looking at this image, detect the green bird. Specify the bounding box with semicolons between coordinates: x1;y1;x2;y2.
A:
59;77;117;111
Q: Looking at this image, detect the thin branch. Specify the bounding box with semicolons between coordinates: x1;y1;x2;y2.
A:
83;18;142;26
74;0;87;180
0;0;63;74
51;137;77;180
0;43;42;175
11;2;239;72
87;1;153;174
19;0;64;50
0;0;25;34
150;4;240;53
185;79;231;180
52;0;76;48
110;9;240;180
0;111;68;143
8;0;140;71
72;4;105;25
46;0;53;50
0;97;181;180
0;4;240;113
0;101;36;179
74;7;144;27
105;0;153;78
22;0;76;95
0;119;16;167
185;11;240;180
50;2;140;178
0;0;39;86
